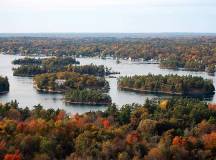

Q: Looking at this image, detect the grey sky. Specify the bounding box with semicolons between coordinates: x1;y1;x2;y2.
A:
0;0;216;33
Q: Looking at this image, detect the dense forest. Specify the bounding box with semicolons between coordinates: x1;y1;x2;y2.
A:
1;36;216;73
42;57;80;72
0;76;9;93
0;98;215;160
65;89;112;105
13;65;46;77
118;74;215;96
12;57;80;77
33;72;109;93
66;64;118;76
12;57;113;104
12;58;43;65
12;58;117;77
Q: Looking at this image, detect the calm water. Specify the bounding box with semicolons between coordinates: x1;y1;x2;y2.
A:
0;54;215;113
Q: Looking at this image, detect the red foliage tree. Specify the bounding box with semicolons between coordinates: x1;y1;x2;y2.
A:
126;131;139;144
101;119;110;128
4;151;21;160
202;132;216;149
208;104;216;111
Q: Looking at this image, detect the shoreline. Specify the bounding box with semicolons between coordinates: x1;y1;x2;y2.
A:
118;86;214;96
0;90;9;94
33;82;65;93
65;100;111;106
14;74;35;77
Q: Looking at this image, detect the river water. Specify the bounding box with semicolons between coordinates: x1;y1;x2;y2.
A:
0;54;215;113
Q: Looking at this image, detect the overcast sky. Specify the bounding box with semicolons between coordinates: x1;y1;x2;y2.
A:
0;0;216;33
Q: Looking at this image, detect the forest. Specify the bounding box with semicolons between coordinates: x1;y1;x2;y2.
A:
12;58;117;77
12;58;43;65
118;74;215;96
0;76;9;93
13;65;46;77
65;89;112;105
66;64;118;76
12;57;80;77
1;36;216;73
33;72;109;93
0;98;215;160
12;57;113;105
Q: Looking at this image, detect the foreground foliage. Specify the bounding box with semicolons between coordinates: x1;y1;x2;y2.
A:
0;98;215;160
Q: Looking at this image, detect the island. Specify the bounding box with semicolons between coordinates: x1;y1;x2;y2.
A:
13;61;119;77
0;76;9;93
12;57;80;66
65;89;112;105
12;57;43;65
118;74;215;96
12;57;80;77
33;71;109;93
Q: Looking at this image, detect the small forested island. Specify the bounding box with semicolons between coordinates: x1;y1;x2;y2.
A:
65;89;112;105
33;72;109;93
12;57;80;77
13;57;79;66
118;74;215;96
13;57;119;77
0;76;9;93
12;57;43;65
0;98;215;159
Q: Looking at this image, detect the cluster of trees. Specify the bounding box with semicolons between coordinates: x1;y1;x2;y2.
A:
0;76;9;93
42;57;80;72
12;57;80;77
12;58;42;65
118;74;215;96
65;89;112;105
160;57;215;73
0;98;215;159
12;57;113;105
13;65;46;77
13;57;118;77
2;36;216;73
33;72;109;92
66;64;117;76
